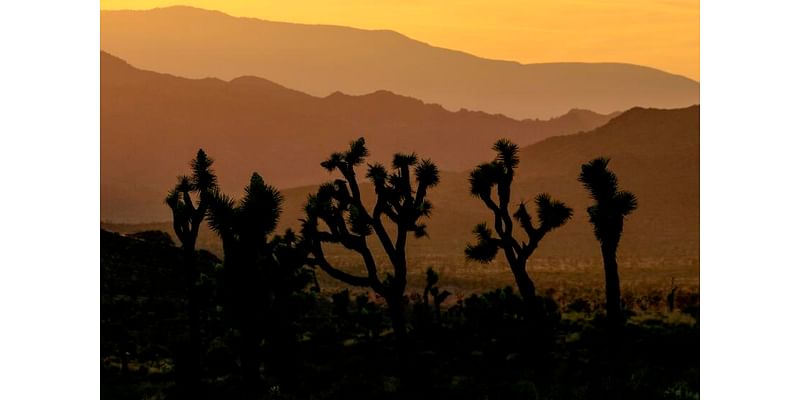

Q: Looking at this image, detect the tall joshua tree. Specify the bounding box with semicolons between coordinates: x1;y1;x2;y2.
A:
206;173;283;391
302;137;440;340
465;139;572;317
165;149;217;384
578;157;638;325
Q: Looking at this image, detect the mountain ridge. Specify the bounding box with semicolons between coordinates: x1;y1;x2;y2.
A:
103;6;695;76
103;104;699;260
101;51;620;222
100;6;699;119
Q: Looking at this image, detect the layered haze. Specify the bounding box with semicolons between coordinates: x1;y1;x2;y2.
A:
100;0;700;80
100;5;699;266
99;4;699;395
102;48;699;259
101;52;618;222
100;6;699;120
104;105;699;259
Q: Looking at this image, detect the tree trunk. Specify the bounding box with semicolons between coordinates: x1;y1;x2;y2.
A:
600;242;623;398
510;262;539;316
234;250;262;397
182;246;202;394
240;320;261;397
601;243;622;325
184;247;201;344
386;295;407;341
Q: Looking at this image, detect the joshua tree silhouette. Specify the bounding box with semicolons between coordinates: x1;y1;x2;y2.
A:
164;149;217;389
206;172;283;393
302;137;440;340
261;229;314;385
465;139;572;318
423;267;450;324
578;157;637;325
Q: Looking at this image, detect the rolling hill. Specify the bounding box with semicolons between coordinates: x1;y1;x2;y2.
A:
101;51;617;222
104;105;699;262
100;6;699;120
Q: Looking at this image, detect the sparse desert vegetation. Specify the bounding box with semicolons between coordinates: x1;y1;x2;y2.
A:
98;13;700;396
102;228;698;399
101;142;698;399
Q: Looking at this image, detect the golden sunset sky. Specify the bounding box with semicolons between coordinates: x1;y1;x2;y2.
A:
100;0;699;81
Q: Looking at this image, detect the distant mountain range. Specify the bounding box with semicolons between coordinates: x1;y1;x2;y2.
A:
104;104;699;259
275;105;700;259
101;51;618;222
100;6;699;120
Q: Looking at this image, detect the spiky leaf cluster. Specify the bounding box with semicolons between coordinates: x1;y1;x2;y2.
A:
264;229;314;295
510;194;574;235
303;137;440;243
302;137;440;296
465;223;501;263
466;139;572;268
191;149;217;193
423;267;451;307
578;157;638;244
165;149;219;246
207;173;283;245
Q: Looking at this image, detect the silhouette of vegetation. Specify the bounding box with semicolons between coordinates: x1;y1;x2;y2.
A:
164;149;217;392
127;230;175;247
668;277;679;312
102;223;699;399
260;229;316;386
423;267;450;324
100;228;222;397
465;139;573;319
302;137;440;340
578;157;638;325
102;142;697;400
205;172;286;393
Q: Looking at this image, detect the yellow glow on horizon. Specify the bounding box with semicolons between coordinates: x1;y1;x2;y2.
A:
100;0;699;81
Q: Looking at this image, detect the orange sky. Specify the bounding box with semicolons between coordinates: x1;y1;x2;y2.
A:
100;0;699;81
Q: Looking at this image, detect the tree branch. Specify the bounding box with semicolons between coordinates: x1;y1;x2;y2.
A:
371;196;397;261
308;248;371;287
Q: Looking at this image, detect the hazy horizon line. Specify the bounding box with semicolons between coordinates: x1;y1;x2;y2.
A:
100;50;633;123
100;5;699;83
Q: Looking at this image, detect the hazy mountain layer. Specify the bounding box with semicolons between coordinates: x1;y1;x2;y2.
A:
102;51;616;222
104;104;699;260
100;6;698;120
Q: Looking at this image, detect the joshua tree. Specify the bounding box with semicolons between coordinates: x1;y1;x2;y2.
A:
264;229;315;338
265;229;314;317
261;229;314;384
578;157;638;325
423;267;450;323
465;139;572;317
302;137;440;340
206;172;283;392
164;149;217;385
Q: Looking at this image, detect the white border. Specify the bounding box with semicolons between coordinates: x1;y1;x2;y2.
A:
702;1;800;399
2;1;800;398
0;1;99;399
